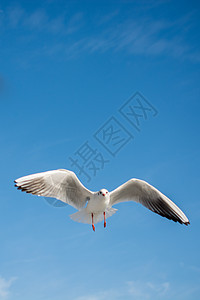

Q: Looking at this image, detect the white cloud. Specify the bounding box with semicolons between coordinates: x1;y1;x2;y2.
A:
63;14;199;62
66;12;84;34
74;289;120;300
2;3;200;63
127;280;170;299
0;276;17;299
97;10;119;26
74;280;170;300
24;9;48;30
75;296;99;300
7;5;25;27
5;5;83;36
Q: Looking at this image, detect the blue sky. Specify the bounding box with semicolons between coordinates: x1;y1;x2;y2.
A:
0;0;200;299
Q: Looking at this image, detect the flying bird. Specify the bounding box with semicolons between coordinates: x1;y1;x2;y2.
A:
14;169;190;231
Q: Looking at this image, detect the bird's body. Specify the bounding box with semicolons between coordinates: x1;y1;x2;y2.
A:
70;189;117;230
87;190;110;213
14;169;190;231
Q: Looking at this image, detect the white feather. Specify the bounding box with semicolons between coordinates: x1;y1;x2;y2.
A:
70;207;117;224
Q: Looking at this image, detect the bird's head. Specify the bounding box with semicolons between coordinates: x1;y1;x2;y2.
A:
97;189;109;197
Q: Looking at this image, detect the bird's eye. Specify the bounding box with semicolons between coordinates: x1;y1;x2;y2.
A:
100;191;102;194
106;191;108;194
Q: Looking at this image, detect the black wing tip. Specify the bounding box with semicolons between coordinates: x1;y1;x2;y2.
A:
14;183;20;189
161;214;190;226
14;183;25;192
184;221;190;226
178;219;190;226
14;182;19;188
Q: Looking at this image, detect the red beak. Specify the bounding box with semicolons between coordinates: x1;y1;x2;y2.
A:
102;194;105;196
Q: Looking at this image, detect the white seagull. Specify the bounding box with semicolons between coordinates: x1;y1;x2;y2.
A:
14;169;190;231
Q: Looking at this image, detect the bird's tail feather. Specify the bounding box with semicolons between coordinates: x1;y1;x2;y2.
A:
70;207;117;224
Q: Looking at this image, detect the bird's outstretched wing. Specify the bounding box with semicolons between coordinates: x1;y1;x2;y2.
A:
14;169;93;210
110;179;190;225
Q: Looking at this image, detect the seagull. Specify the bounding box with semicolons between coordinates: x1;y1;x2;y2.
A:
14;169;190;231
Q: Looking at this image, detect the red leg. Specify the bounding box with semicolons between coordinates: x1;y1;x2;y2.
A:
91;213;95;232
104;212;106;228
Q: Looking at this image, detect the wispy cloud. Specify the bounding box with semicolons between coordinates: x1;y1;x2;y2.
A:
1;3;199;63
0;276;17;299
127;280;170;299
66;12;84;34
24;9;48;30
66;15;199;61
74;280;170;300
180;261;200;273
7;5;24;27
97;10;119;26
74;289;120;300
4;5;83;35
